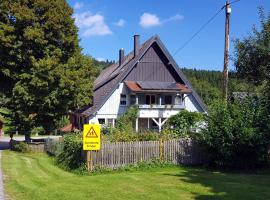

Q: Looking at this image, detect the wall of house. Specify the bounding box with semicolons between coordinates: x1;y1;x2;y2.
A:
89;83;129;124
184;94;203;112
124;43;183;83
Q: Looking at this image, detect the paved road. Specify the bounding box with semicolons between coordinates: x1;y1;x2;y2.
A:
0;135;62;150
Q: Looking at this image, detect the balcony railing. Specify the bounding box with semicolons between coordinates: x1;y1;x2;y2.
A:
138;104;185;109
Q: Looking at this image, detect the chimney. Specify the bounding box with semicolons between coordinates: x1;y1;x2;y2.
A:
133;34;140;57
119;48;125;66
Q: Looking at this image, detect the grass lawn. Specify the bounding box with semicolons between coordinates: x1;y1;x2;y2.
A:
2;151;270;200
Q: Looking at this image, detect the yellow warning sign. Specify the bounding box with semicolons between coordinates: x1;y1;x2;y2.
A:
83;124;101;150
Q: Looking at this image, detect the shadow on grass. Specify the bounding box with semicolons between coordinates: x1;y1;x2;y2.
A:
0;141;10;150
163;166;270;200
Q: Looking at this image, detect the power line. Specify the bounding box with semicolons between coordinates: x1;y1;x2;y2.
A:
173;1;239;56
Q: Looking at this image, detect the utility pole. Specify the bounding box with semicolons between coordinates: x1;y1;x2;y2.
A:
223;0;231;102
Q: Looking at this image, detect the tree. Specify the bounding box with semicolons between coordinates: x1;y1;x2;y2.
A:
234;8;270;86
234;8;270;141
0;0;97;140
199;100;270;169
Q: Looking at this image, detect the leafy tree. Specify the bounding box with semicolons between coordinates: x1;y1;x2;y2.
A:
0;0;97;139
234;8;270;86
199;99;270;169
234;8;270;142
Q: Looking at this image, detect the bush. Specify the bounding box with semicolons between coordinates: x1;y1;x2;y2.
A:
101;124;112;135
56;116;70;129
199;99;270;169
31;126;46;135
55;133;84;170
165;110;204;137
13;142;30;153
115;106;138;133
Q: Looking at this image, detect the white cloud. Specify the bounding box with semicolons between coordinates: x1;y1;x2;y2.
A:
74;2;83;10
74;12;112;37
168;14;184;21
114;19;125;27
139;13;161;28
139;13;184;28
163;14;184;23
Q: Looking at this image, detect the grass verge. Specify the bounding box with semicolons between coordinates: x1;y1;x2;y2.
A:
2;150;270;200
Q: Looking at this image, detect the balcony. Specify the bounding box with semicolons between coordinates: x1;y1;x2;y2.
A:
138;104;185;109
137;104;185;118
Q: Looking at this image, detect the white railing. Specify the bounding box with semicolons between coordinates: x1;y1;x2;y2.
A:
138;104;185;109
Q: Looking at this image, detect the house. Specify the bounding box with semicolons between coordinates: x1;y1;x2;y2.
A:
71;35;207;132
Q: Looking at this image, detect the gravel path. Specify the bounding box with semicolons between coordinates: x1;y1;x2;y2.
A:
0;151;5;200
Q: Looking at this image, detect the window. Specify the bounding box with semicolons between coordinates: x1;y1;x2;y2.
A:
120;94;127;106
175;95;182;105
107;119;114;127
98;118;105;124
164;95;172;105
130;95;136;105
146;95;156;105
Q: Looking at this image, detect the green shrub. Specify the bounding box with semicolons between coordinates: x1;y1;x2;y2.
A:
55;133;84;170
90;158;173;174
13;142;30;153
115;106;138;133
56;116;70;129
101;124;112;135
165;110;204;137
199;99;270;169
31;126;46;135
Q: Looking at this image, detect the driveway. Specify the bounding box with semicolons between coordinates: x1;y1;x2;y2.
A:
0;135;62;150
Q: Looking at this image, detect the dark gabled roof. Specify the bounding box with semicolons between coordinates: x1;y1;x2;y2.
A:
80;35;207;116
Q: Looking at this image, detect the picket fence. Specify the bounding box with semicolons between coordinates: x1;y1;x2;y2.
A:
45;138;206;169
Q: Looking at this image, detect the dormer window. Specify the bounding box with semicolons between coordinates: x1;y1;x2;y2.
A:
120;94;127;106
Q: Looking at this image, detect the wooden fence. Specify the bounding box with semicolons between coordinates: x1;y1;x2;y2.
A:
45;138;206;169
44;138;64;155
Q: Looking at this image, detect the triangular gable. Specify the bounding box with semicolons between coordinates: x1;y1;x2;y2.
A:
124;42;184;84
82;35;207;116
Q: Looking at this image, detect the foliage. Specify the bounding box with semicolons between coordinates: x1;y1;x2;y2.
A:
234;8;270;86
101;124;113;135
13;142;30;153
30;126;45;135
55;133;84;170
90;158;173;174
165;110;204;137
0;0;98;138
55;116;70;129
115;106;138;133
0;106;13;132
199;99;270;169
93;59;115;71
182;68;256;105
231;8;270;169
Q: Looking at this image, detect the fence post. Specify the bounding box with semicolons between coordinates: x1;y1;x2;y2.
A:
159;138;164;162
87;150;93;172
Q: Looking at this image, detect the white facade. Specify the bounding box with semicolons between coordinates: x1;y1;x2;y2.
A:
89;82;203;131
89;83;128;124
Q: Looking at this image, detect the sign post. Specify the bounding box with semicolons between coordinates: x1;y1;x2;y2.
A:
83;124;101;172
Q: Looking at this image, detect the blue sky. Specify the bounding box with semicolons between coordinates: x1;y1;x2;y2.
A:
67;0;270;71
